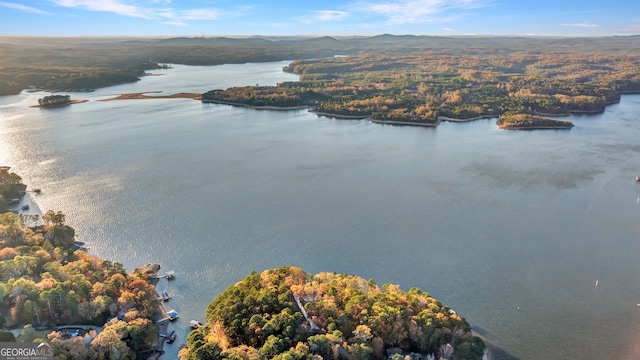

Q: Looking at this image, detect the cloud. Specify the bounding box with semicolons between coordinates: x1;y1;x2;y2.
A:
181;9;219;20
52;0;147;18
442;27;454;32
621;24;640;33
301;10;349;24
313;10;349;21
48;0;252;25
559;23;599;28
162;20;187;26
0;1;49;14
356;0;491;24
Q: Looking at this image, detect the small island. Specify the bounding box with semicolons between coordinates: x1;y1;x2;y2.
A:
180;266;485;360
496;113;574;130
33;94;88;108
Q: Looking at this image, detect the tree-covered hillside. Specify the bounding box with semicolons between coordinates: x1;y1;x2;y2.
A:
0;211;162;359
181;267;484;360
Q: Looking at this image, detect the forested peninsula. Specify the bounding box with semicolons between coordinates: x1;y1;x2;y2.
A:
497;113;574;130
202;50;640;128
3;35;639;130
180;267;485;360
0;167;166;359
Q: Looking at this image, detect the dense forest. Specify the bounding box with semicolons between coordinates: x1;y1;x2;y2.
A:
203;51;639;125
181;267;485;360
0;210;162;359
1;35;639;96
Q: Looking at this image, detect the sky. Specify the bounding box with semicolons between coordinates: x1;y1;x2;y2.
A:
0;0;638;37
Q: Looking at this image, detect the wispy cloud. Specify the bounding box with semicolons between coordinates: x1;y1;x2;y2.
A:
442;27;454;32
181;9;219;20
314;10;349;21
300;10;349;24
559;23;599;28
355;0;492;24
162;20;187;26
623;24;640;33
0;1;49;14
48;0;250;25
52;0;147;18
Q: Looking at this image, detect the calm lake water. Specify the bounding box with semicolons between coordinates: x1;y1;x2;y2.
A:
1;61;639;360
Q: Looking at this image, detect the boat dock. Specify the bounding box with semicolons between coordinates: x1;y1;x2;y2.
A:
159;291;172;301
157;270;175;279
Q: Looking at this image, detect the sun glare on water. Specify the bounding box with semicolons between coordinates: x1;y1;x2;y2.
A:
0;113;24;165
0;112;25;166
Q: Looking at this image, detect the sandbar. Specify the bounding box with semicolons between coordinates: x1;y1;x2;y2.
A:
99;92;202;101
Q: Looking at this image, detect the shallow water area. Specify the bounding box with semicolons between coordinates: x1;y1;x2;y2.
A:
1;61;640;360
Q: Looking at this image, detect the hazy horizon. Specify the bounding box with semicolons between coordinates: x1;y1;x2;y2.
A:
0;0;638;37
2;33;640;40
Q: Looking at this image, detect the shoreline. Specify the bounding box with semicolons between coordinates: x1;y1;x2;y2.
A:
145;264;169;359
438;115;496;122
202;98;309;110
567;108;605;114
370;118;441;127
534;111;570;117
497;125;573;130
309;110;369;119
6;175;170;359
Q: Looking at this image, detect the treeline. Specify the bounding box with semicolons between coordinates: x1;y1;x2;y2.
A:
202;85;318;107
0;40;163;94
0;67;144;95
0;211;161;359
181;266;484;360
2;35;639;95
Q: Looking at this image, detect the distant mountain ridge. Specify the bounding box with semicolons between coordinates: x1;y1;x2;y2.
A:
147;33;640;53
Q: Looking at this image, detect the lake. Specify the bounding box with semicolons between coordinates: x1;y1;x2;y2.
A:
1;61;639;360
